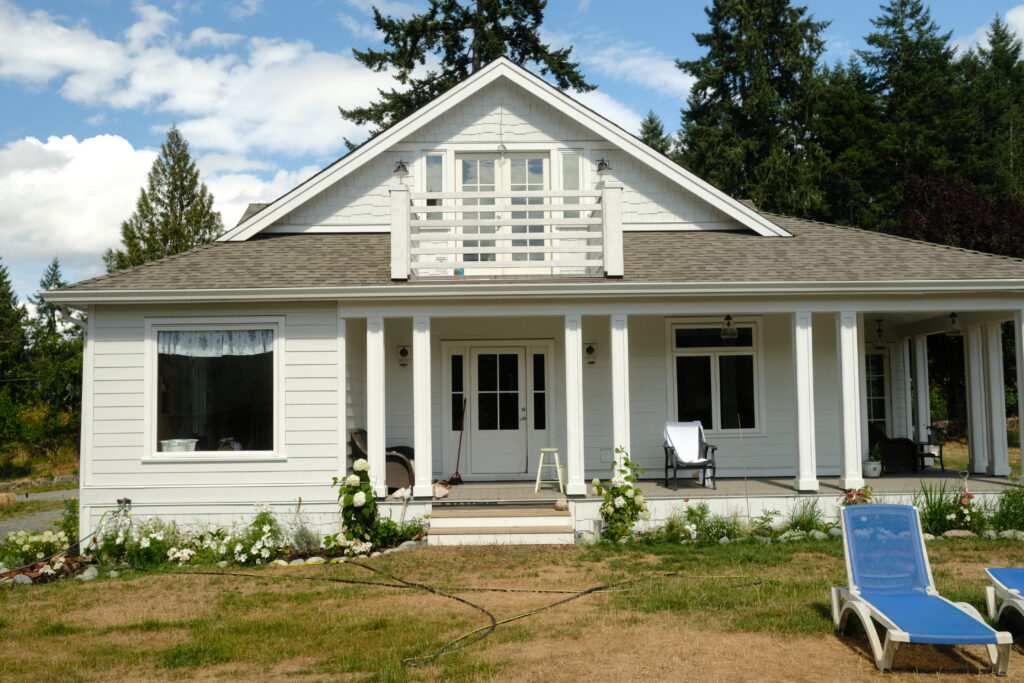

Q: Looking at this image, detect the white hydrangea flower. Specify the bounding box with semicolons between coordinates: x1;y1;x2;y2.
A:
346;474;361;487
639;511;652;521
624;488;635;499
139;537;151;549
353;491;367;507
635;494;645;505
613;496;626;509
353;458;369;472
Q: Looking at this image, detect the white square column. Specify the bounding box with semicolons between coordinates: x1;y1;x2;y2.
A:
793;311;818;492
366;316;387;497
837;311;865;489
1017;310;1024;481
965;324;989;473
913;335;930;442
564;313;586;495
985;322;1010;476
412;316;434;497
610;313;631;467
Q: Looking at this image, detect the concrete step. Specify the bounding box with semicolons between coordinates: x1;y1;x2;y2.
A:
431;507;570;518
428;525;575;546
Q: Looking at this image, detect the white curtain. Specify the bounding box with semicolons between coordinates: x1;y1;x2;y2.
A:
158;330;274;357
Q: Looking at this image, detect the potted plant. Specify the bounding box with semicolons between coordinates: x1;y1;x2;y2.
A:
863;444;883;478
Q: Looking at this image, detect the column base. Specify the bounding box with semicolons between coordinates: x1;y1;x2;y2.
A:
373;484;387;499
565;482;587;496
412;484;434;499
839;476;865;490
795;477;819;493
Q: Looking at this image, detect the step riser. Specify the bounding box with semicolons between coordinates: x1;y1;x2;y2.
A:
430;516;572;529
428;532;575;546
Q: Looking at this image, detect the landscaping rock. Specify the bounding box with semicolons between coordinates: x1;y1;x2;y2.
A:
304;556;326;565
397;540;424;551
217;560;229;568
76;566;98;582
753;535;772;544
12;574;32;585
942;530;977;539
828;528;843;537
107;570;120;578
922;533;935;541
577;531;599;545
718;536;731;544
998;529;1024;540
809;530;828;541
983;530;998;539
289;559;306;565
271;560;289;566
370;551;381;558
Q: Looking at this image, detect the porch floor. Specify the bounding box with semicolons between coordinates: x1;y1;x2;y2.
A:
439;469;1019;503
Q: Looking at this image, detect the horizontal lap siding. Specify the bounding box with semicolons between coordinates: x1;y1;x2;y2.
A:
86;304;344;492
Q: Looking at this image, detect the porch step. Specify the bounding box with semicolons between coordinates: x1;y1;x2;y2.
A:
427;503;576;546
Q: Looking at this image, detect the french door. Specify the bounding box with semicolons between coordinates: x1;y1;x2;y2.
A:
469;347;528;474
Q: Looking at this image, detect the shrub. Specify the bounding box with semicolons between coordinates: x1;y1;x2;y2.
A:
785;498;829;533
595;448;650;542
0;529;69;567
57;497;79;545
228;504;283;565
991;484;1024;531
914;483;958;535
372;517;426;548
331;458;378;545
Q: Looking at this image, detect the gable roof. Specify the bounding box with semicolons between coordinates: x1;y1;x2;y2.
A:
219;57;791;241
46;211;1024;303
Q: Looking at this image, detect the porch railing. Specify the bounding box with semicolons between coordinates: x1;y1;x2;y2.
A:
390;186;623;280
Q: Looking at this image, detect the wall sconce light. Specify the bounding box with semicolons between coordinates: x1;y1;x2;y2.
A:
596;158;612;176
946;312;963;338
720;315;739;340
397;346;411;366
393;160;409;177
875;319;884;342
584;343;597;365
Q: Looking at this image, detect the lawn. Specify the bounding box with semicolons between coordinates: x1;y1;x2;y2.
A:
0;499;64;522
2;540;1023;681
942;440;1022;479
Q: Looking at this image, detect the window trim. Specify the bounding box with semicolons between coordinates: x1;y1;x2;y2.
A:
665;317;765;436
143;316;285;462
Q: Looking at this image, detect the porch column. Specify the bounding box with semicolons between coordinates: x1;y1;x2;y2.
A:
1017;310;1024;481
793;311;818;492
837;311;865;489
913;335;930;442
985;322;1010;476
338;317;347;475
896;339;914;439
366;316;387;497
965;324;990;473
564;313;586;495
412;316;434;497
610;313;630;466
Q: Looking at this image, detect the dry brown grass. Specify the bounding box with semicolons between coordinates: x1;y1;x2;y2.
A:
0;544;1021;682
941;440;1022;478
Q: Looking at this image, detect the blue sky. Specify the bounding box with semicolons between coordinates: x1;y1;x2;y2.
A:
0;0;1020;302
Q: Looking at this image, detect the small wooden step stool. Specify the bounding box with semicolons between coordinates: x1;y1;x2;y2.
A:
534;447;564;493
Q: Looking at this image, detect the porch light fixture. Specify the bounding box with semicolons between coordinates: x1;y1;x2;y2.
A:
393;160;410;177
397;346;411;366
596;158;612;175
584;343;597;365
875;319;884;342
946;312;963;338
720;315;739;340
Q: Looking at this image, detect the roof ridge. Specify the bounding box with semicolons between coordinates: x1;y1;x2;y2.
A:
57;241;224;291
756;210;1024;266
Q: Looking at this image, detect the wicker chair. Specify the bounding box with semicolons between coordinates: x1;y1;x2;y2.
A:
868;423;918;474
349;428;415;492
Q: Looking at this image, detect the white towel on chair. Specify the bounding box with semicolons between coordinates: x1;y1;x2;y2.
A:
665;421;713;487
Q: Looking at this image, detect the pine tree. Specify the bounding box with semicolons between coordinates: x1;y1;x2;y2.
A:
339;0;594;141
676;0;829;216
0;257;27;388
638;111;671;155
856;0;956;229
28;258;67;336
103;127;223;272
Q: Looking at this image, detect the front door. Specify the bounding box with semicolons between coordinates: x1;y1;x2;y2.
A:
469;347;528;474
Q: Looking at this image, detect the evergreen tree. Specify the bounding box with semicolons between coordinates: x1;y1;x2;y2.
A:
676;0;829;216
0;257;27;390
103;127;223;273
28;257;67;336
638;111;671;154
339;0;594;141
856;0;956;229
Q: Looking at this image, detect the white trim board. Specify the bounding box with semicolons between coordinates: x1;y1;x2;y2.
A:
219;58;790;242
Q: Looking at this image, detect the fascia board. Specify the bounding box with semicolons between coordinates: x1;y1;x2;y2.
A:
41;279;1024;305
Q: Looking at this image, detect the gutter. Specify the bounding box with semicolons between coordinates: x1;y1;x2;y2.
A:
40;278;1024;306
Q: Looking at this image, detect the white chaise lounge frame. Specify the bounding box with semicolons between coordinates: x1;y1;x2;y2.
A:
986;568;1024;625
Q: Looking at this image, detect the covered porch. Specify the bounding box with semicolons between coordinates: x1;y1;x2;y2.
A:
341;300;1024;501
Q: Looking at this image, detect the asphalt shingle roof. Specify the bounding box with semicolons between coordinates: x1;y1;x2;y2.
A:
56;211;1024;294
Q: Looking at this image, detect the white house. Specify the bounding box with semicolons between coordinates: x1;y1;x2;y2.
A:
46;59;1024;543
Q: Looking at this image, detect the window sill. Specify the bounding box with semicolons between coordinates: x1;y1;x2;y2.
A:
143;452;285;464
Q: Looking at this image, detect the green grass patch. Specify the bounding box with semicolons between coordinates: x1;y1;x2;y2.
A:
37;621;83;636
0;498;64;521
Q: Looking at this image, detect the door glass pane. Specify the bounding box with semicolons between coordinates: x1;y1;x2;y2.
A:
498;353;518;391
478;393;497;430
478;354;497;391
452;354;463;392
532;353;545;390
719;355;755;429
426;155;443;192
676;356;712;427
533;393;546;430
676;327;753;348
499;393;518;430
452;394;465;431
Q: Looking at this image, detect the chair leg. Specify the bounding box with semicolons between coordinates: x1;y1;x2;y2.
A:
879;632;898;673
993;642;1010;677
986;585;997;620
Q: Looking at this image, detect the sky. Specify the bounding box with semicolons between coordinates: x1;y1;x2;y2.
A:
0;0;1022;303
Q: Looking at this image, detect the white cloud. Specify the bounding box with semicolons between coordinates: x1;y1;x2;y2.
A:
0;134;156;295
338;13;384;41
953;5;1024;53
227;0;263;20
205;165;320;227
85;113;107;126
197;153;272;174
344;0;417;16
0;2;394;158
583;42;693;101
186;26;244;49
574;90;642;134
577;0;593;12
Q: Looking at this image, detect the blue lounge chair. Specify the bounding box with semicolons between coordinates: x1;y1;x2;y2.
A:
831;504;1011;675
986;568;1024;627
